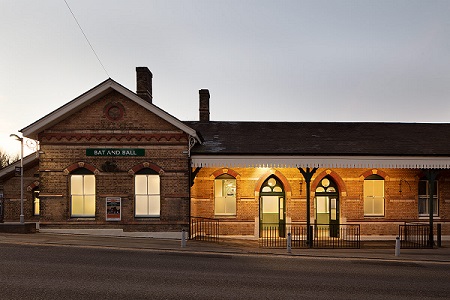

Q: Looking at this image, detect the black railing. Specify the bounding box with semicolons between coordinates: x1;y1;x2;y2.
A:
313;224;360;248
399;223;432;249
190;217;220;243
259;224;303;248
259;223;360;249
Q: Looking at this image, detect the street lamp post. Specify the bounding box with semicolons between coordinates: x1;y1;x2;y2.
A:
10;134;24;224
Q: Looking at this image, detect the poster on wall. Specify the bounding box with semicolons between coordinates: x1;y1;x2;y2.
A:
106;197;121;221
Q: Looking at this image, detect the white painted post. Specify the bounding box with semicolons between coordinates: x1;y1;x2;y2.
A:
287;232;292;253
181;229;187;248
395;236;400;256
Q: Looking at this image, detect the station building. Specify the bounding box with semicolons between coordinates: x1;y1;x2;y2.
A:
1;67;449;238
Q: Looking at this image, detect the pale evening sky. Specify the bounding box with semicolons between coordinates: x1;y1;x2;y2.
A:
1;0;450;155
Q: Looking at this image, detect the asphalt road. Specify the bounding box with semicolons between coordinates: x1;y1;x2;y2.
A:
0;243;449;300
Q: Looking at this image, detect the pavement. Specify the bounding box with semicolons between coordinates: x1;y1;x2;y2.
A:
0;229;449;263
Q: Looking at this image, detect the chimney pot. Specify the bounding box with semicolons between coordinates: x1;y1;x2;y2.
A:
199;89;210;122
136;67;153;103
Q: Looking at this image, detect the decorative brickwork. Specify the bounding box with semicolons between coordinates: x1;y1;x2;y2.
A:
254;169;292;194
211;168;240;179
0;88;192;232
128;162;164;175
2;70;449;238
360;169;389;180
311;169;347;195
26;180;40;192
191;167;450;236
64;162;99;175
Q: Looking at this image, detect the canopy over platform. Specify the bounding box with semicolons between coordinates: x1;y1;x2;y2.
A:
190;155;450;169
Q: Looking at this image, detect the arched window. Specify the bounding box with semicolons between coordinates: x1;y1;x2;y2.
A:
70;168;96;217
364;174;384;216
214;174;236;216
259;176;286;237
261;177;284;194
135;168;160;217
315;177;338;216
418;178;438;216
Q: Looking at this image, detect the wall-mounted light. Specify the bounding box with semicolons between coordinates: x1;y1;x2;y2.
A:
399;178;411;194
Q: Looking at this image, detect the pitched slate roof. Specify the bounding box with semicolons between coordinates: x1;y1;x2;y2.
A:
0;153;38;180
185;121;450;156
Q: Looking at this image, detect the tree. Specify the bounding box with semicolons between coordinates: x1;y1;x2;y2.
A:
0;149;18;168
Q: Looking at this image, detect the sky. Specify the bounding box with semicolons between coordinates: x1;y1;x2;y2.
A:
1;0;450;156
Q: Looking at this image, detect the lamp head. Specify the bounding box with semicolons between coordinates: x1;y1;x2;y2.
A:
9;133;23;141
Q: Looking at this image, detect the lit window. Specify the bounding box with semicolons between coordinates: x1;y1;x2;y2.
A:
418;180;438;216
316;196;329;213
215;174;236;216
315;187;325;193
135;171;160;217
364;175;384;216
33;189;40;216
70;171;96;217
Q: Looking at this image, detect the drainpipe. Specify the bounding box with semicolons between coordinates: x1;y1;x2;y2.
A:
188;157;192;239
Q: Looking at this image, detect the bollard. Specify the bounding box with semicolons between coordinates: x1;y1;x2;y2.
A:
308;225;314;248
395;236;400;257
181;229;187;248
437;223;442;248
287;232;292;253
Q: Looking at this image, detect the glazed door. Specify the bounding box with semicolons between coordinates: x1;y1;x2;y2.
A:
260;196;285;237
329;197;339;237
315;195;339;238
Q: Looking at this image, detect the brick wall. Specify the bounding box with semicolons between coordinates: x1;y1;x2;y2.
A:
191;167;450;236
1;163;40;222
33;90;191;231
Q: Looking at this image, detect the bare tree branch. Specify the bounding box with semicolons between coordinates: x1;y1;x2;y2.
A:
0;149;19;168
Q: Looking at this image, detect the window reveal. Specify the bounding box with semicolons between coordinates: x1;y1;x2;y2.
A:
135;174;160;217
214;175;236;216
70;174;96;217
418;180;438;216
33;189;40;216
364;175;384;217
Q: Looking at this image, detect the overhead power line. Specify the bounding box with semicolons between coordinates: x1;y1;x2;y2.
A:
63;0;110;78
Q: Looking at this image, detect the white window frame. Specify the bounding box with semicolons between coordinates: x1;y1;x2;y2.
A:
70;174;96;217
418;180;438;217
363;176;384;217
214;175;236;216
135;174;160;217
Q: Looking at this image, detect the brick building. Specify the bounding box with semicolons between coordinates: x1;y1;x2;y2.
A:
1;67;449;238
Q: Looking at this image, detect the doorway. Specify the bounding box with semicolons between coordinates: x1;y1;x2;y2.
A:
259;176;285;237
314;177;339;237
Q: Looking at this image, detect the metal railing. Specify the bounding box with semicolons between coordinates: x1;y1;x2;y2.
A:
259;224;306;248
190;217;220;243
399;223;432;249
259;223;360;249
313;224;360;248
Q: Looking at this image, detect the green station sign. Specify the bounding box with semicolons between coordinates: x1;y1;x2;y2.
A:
86;148;145;157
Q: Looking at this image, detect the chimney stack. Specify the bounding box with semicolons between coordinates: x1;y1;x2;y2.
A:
199;89;210;122
136;67;153;103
